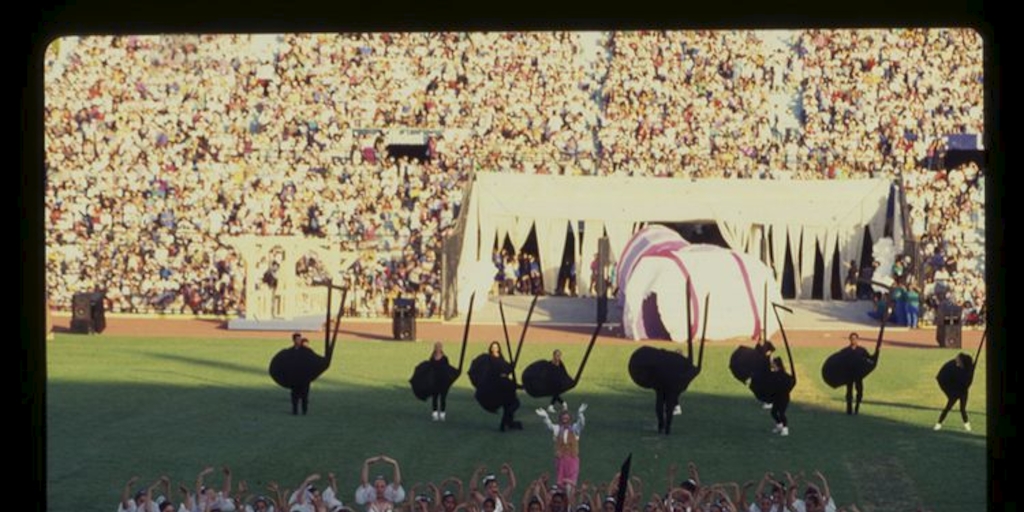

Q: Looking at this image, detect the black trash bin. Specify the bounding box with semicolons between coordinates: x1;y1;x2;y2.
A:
392;298;416;341
936;304;962;348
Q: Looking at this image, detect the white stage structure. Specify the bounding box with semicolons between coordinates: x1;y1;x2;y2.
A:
447;172;899;317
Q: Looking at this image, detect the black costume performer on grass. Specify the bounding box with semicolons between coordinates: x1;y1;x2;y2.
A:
934;328;985;432
410;293;474;421
765;303;796;436
270;333;334;415
268;285;345;415
729;284;776;409
821;286;889;415
521;317;602;412
469;341;522;431
628;293;708;435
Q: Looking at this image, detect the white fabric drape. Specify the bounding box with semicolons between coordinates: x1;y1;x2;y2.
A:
578;220;604;297
457;188;483;312
821;228;837;300
718;220;750;254
511;216;534;252
770;224;787;284
494;216;514;254
535;219;569;294
479;207;498;260
798;227;823;299
604;221;634;267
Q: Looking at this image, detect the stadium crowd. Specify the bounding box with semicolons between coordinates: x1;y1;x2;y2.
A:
44;30;984;323
117;460;874;512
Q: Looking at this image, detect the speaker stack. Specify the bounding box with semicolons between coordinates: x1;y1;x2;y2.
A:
70;292;106;334
935;304;962;349
392;298;417;341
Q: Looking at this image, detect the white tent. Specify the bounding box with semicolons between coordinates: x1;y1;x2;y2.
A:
452;172;898;315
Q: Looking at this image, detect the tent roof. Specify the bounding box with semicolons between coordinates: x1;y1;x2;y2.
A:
472;172;892;229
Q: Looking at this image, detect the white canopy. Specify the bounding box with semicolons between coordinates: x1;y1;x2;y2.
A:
454;172;898;313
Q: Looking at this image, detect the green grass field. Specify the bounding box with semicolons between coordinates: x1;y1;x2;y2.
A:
46;334;987;512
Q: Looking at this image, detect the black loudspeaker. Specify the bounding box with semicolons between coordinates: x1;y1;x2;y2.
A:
392;298;416;341
70;292;106;334
936;305;962;349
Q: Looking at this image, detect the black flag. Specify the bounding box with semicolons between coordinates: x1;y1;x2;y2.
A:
615;454;632;512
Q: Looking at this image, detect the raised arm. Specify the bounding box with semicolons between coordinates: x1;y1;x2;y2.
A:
536;408;556;433
296;474;322;505
328;473;340;497
738;481;755;511
121;476;140;511
441;477;464;502
142;477;162;512
233;480;251;512
179;483;195;512
469;466;486;502
426;482;442;511
627;475;642;508
575;403;588;432
813;471;832;505
500;463;517;500
363;457;379;486
384;455;403;488
712;488;737;512
686;462;701;490
222;466;233;500
196;467;215;500
266;481;287;512
160;476;171;507
754;472;770;502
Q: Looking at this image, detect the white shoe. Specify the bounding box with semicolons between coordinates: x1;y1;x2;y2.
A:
673;405;682;416
762;403;773;410
964;422;971;432
772;423;783;433
440;412;446;421
432;411;439;421
933;423;942;431
547;405;557;413
780;427;789;436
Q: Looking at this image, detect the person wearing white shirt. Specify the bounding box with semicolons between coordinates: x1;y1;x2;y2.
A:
535;403;587;496
354;456;406;512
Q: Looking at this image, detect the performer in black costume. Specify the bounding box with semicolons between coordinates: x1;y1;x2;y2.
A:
821;306;887;416
729;285;776;409
766;303;797;436
547;350;570;412
628;293;708;435
521;320;601;412
424;342;456;421
469;341;522;431
410;293;474;421
765;356;795;436
840;333;870;415
268;285;344;415
270;332;334;415
934;329;984;432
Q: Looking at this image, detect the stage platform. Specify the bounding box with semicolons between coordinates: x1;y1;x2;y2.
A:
225;295;885;332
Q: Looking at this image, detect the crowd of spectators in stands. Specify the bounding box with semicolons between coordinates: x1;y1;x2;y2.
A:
43;29;984;322
118;460;876;512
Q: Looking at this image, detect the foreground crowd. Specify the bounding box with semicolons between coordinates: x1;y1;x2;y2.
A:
118;459;881;512
45;30;984;322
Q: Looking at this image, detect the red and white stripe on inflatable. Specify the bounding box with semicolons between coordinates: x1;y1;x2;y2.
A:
617;225;781;342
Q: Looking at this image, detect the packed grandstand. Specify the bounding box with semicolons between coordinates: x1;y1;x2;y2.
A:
43;30;986;326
